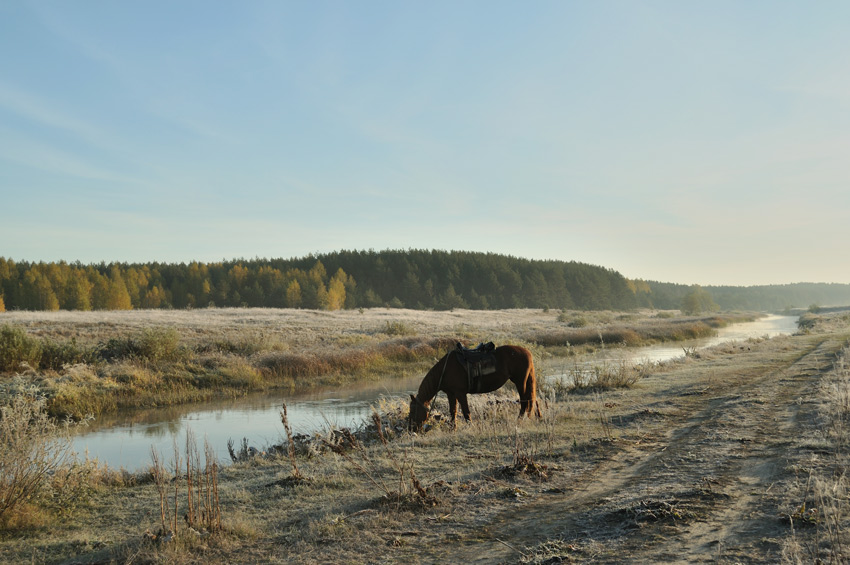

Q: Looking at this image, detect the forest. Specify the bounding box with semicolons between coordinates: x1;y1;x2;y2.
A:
1;250;849;313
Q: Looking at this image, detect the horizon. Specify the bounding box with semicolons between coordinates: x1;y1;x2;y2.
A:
3;2;850;287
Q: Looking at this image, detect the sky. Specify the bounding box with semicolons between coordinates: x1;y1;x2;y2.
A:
2;1;849;287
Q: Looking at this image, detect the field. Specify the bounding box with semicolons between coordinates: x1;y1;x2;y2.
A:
2;307;850;563
0;308;747;419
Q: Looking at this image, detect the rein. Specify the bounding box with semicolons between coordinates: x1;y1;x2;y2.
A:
435;350;452;394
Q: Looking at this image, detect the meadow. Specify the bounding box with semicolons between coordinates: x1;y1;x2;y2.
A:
0;307;752;420
2;307;848;563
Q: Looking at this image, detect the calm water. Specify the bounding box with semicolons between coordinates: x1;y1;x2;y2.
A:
72;315;799;471
590;313;800;363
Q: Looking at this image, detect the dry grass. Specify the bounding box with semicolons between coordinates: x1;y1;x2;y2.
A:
527;313;755;350
781;338;850;563
0;308;742;418
1;306;827;564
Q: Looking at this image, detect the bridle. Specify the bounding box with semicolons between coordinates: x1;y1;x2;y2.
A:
410;394;431;418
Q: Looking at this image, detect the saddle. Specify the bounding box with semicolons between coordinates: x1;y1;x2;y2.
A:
454;342;497;393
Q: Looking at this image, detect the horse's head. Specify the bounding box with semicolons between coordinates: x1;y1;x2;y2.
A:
408;394;429;432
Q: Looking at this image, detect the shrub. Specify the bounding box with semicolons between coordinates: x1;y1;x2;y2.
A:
97;328;184;364
0;325;42;373
530;327;641;347
97;336;138;362
558;310;588;327
798;313;818;331
558;360;651;393
383;320;415;336
39;339;98;371
137;327;183;364
0;391;74;528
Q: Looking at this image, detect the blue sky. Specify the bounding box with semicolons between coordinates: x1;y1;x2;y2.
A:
2;1;849;286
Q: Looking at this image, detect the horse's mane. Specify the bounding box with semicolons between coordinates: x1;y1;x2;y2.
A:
415;351;452;404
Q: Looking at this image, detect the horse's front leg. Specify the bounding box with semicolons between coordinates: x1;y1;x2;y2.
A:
459;395;471;421
446;392;459;428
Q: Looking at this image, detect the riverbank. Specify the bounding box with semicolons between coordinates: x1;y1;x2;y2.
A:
0;308;757;419
1;309;849;563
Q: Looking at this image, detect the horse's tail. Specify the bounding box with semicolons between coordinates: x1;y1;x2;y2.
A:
529;356;542;418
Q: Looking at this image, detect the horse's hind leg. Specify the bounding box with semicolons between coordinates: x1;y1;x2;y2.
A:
519;397;530;417
515;382;530;417
515;380;537;418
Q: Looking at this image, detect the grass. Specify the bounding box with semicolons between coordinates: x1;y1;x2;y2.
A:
543;358;655;395
0;309;760;420
528;312;757;351
781;338;850;563
0;309;844;563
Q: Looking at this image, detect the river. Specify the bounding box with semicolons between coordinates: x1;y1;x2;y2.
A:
71;314;799;471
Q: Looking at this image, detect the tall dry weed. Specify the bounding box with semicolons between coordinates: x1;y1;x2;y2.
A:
0;390;74;528
149;431;222;540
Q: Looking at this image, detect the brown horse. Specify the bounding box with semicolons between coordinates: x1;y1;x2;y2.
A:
408;344;540;432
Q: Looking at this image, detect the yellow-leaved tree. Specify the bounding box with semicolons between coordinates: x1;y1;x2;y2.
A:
91;267;132;310
285;279;302;308
22;269;60;311
326;268;348;310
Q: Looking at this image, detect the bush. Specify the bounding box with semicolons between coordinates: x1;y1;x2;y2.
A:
39;339;98;371
137;327;183;364
97;328;184;364
0;392;74;528
0;325;42;373
530;327;641;347
383;320;415;336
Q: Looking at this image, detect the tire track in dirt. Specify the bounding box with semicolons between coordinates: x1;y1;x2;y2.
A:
449;335;845;564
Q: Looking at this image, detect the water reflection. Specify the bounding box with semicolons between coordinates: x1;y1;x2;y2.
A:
73;375;423;471
549;314;800;378
73;315;798;471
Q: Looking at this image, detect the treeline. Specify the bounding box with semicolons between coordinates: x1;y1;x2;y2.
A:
643;281;850;312
1;251;849;312
282;250;637;310
0;251;635;312
0;258;354;311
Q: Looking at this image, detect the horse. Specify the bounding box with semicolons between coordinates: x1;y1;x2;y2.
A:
408;344;541;432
